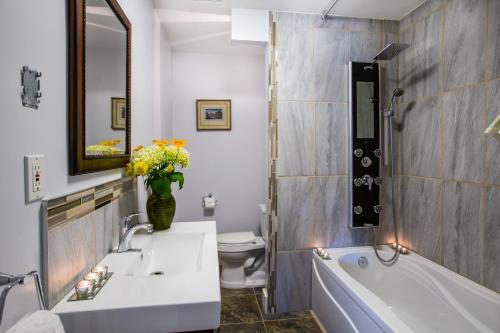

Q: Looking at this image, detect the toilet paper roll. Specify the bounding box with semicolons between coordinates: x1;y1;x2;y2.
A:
203;197;216;209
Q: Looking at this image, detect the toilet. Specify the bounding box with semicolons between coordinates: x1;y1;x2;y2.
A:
217;204;267;289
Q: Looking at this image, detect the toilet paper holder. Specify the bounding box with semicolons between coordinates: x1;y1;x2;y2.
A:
202;193;218;210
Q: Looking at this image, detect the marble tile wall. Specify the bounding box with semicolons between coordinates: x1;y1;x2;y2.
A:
276;251;312;312
397;0;500;293
277;102;315;176
275;12;398;312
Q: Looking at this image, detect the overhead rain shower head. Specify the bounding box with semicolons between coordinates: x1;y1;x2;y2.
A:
373;43;410;61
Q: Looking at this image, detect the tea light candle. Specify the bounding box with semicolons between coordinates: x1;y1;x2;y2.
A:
84;272;101;285
92;265;108;277
75;280;94;296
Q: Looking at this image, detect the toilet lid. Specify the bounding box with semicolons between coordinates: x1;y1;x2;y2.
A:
217;232;257;245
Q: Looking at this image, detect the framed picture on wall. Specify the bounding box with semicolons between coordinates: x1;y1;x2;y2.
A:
111;97;126;130
196;100;232;131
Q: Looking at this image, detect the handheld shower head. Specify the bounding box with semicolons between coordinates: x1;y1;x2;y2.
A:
390;88;405;107
392;88;404;98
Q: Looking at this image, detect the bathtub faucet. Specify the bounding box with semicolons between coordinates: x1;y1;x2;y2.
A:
362;175;374;191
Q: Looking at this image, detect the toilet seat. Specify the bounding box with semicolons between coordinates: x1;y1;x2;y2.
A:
218;232;265;253
218;232;256;244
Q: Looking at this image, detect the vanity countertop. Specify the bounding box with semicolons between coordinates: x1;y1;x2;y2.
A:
52;221;220;333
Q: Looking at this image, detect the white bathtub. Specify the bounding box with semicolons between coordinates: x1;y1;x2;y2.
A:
312;247;500;333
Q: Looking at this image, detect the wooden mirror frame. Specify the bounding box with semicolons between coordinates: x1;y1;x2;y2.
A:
68;0;131;175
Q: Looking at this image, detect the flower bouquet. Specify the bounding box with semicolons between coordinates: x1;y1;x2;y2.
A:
127;139;190;230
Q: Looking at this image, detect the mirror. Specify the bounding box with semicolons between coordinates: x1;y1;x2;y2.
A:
69;0;131;175
85;0;127;156
356;81;375;139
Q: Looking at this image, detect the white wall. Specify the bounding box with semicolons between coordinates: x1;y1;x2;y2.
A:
86;48;127;149
160;29;173;139
171;52;267;235
0;0;155;330
154;12;173;139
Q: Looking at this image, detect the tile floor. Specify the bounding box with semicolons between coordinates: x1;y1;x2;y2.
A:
216;288;323;333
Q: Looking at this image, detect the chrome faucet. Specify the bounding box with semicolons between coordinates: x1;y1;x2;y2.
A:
119;213;143;240
117;213;153;253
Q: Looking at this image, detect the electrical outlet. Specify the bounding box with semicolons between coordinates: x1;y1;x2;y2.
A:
25;155;45;203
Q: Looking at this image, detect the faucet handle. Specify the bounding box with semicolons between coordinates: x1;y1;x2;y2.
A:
123;213;144;225
144;223;154;233
362;175;374;191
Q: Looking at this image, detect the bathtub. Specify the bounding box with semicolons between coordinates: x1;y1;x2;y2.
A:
312;247;500;333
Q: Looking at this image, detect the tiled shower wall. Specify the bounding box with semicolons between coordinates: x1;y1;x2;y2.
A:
274;12;400;312
396;0;500;293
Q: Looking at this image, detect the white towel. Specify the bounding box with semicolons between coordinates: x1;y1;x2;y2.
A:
6;311;65;333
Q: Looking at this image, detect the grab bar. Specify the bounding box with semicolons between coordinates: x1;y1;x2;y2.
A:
0;271;46;328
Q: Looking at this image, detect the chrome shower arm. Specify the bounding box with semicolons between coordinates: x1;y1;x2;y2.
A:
322;0;342;20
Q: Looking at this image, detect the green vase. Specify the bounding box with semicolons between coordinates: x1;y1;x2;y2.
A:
146;191;176;231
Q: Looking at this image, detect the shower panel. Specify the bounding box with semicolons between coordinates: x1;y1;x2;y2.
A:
348;62;381;228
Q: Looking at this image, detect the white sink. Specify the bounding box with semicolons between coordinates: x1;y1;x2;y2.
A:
52;221;221;333
126;232;205;276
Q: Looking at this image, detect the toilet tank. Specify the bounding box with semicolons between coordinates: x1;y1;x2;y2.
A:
258;204;268;241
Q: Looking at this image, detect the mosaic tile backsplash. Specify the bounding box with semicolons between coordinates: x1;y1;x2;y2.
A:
41;177;138;308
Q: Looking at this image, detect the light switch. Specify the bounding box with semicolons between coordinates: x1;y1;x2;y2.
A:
25;155;45;203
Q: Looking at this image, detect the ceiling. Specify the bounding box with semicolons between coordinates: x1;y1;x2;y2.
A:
154;0;427;19
156;9;264;55
154;0;427;54
86;5;127;50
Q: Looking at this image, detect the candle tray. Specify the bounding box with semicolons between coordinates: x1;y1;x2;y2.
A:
68;272;114;302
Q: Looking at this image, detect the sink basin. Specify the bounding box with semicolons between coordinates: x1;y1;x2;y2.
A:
126;232;204;276
51;221;220;333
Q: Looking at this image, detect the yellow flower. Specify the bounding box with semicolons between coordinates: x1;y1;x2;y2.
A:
153;139;169;147
86;142;123;155
172;138;187;148
128;139;190;178
98;139;120;147
133;161;149;176
126;162;135;177
176;147;190;168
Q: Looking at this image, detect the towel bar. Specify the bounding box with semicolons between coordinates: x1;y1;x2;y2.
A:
0;271;46;328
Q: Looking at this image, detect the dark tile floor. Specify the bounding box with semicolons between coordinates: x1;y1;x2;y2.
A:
216;288;323;333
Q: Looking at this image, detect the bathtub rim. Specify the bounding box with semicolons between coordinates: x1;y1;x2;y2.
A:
313;246;500;333
313;249;411;333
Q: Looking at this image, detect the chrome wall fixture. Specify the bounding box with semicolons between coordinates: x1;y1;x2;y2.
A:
0;271;46;328
20;66;42;109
